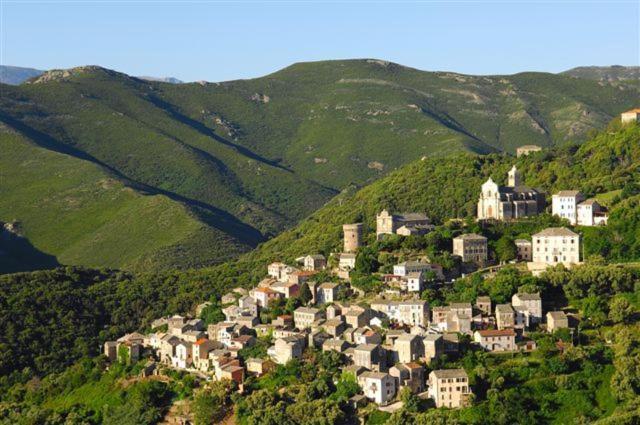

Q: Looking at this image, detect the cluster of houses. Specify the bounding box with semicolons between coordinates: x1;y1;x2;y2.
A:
105;252;571;408
102;155;614;411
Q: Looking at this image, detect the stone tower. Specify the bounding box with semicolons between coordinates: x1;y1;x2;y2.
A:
507;165;521;187
343;223;363;253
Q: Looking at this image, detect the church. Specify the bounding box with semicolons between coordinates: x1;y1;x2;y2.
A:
477;166;544;220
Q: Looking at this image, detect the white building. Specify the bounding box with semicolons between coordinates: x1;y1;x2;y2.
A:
405;272;424;292
477;166;544;220
512;293;542;324
577;199;608;226
552;191;584;225
358;371;397;405
338;253;357;271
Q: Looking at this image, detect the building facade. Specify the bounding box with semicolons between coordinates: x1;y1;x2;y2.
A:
477;166;544;220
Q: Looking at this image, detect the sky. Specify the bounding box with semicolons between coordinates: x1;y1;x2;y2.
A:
1;1;639;82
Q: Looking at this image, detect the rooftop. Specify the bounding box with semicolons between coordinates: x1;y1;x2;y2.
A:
533;227;579;238
554;190;582;197
455;233;487;241
431;368;468;379
477;329;516;337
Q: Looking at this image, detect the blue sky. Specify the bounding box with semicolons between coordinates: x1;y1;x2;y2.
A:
1;1;638;82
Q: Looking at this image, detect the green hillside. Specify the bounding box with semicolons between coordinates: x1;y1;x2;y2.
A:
219;122;640;284
1;60;638;271
0;130;253;273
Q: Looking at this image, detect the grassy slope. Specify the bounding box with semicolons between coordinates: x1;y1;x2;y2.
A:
0;131;250;272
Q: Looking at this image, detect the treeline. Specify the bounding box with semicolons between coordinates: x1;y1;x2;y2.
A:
0;266;229;387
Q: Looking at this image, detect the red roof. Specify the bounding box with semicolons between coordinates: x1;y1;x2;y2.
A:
194;338;209;346
477;329;516;337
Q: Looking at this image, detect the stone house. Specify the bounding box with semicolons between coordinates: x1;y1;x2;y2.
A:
423;334;443;363
303;254;327;271
446;310;472;335
104;341;118;361
515;239;532;261
376;210;432;240
323;338;350;353
294;307;323;329
405;272;424;292
390;362;425;393
475;296;492;315
272;336;305;364
394;333;424;363
398;300;430;327
474;329;517;351
512;293;542;324
354;328;382;345
358;371;397;405
317;282;339;304
324;317;347;337
495;304;515;329
547;311;569;332
353;344;385;371
246;358;275;376
453;233;488;264
428;369;471;408
270;281;299;299
344;308;370;328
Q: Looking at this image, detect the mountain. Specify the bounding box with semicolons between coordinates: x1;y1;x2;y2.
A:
0;65;44;85
562;65;640;82
138;75;183;84
1;60;639;271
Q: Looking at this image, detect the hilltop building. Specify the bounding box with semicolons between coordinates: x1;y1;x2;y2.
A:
343;223;363;253
477;166;544;220
453;233;488;265
376;210;433;239
516;145;542;157
621;108;640;124
531;227;580;266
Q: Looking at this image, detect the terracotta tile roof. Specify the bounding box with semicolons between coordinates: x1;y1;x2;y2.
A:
477;329;516;337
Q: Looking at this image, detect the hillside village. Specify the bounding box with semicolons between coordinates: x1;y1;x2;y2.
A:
104;121;625;417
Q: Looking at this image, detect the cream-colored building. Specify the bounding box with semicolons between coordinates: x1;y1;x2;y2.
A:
294;307;323;329
546;311;569;332
474;329;516;351
621;108;640;124
531;227;580;266
343;223;363;253
477;166;544;220
516;145;542;157
453;233;488;264
272;336;304;364
394;333;424;363
428;369;471;408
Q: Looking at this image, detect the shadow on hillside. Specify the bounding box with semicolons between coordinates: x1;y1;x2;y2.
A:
0;114;266;248
145;95;293;173
0;230;60;274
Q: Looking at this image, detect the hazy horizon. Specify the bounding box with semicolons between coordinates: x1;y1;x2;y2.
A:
2;1;638;82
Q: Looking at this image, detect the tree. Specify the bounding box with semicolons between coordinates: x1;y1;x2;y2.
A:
298;283;313;305
495;236;517;263
400;387;420;413
609;296;634;324
355;246;379;274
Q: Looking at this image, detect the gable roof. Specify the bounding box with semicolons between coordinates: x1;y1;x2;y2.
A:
533;227;579;238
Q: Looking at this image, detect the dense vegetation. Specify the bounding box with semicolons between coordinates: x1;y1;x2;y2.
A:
1;60;639;271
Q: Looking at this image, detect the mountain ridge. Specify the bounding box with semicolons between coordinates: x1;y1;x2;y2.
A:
1;59;639;271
